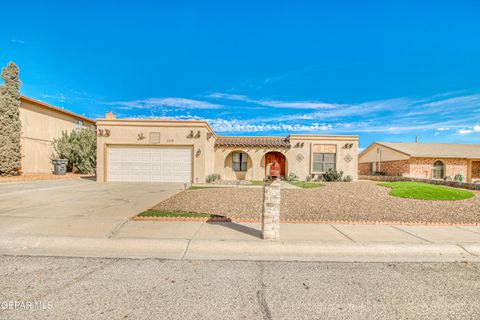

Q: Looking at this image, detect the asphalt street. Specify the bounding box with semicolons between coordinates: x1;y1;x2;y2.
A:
1;256;479;320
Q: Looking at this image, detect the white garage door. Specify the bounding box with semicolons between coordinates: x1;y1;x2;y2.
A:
108;146;192;182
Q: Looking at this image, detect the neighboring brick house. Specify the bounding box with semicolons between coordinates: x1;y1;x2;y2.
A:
359;142;480;183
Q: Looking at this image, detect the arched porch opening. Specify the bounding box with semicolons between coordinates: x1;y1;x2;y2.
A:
223;150;253;180
263;151;287;178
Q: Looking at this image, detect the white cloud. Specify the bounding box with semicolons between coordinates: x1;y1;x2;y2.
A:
209;119;332;133
42;93;68;103
104;98;222;110
98;91;480;136
458;129;473;135
456;125;480;135
208;92;341;109
10;38;26;44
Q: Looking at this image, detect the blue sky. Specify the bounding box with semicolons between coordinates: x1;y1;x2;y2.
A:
1;0;480;148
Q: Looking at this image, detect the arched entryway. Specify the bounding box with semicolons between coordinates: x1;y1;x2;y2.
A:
433;160;445;179
264;151;287;178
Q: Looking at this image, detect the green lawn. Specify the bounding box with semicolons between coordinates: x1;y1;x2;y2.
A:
288;181;324;189
249;180;265;186
138;209;214;218
378;182;474;200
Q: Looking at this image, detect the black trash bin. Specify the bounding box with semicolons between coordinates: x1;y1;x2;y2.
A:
52;159;68;175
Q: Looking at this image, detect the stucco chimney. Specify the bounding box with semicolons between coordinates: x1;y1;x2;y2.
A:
105;111;116;119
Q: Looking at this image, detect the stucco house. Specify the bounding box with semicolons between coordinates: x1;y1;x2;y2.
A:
96;113;359;183
19;96;95;173
359;142;480;183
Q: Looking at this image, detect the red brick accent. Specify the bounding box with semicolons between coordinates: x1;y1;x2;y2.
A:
409;157;468;180
378;160;410;176
358;163;371;175
358;160;410;176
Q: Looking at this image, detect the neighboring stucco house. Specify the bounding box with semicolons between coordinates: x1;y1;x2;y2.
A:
359;142;480;183
96;113;359;183
19;96;95;173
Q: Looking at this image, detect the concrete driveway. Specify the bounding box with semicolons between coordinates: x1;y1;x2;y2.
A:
0;179;183;238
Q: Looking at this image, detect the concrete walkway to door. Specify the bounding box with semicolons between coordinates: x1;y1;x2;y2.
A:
0;179;184;238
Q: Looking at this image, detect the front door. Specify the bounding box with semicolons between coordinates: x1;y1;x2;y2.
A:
265;152;286;177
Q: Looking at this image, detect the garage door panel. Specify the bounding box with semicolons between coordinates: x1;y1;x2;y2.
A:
108;147;192;182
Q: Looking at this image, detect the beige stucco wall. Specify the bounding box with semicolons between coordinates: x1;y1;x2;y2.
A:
19;99;93;173
359;144;410;163
96;120;358;183
96;119;215;183
214;135;359;181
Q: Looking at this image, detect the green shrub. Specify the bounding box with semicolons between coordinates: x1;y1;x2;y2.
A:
288;172;299;182
53;127;96;174
206;173;221;183
305;174;312;182
454;173;463;182
323;169;344;182
342;175;353;182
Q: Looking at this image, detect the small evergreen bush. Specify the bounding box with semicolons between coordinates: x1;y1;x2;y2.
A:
323;169;344;182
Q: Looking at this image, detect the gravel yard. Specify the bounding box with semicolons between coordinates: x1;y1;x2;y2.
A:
152;180;480;224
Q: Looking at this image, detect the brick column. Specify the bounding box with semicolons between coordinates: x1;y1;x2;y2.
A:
262;178;281;240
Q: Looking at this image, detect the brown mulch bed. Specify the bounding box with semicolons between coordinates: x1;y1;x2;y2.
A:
0;173;95;183
152;181;480;224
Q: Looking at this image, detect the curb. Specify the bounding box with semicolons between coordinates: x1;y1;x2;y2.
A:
1;236;480;262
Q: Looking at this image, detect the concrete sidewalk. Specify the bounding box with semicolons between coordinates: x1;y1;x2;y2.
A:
1;221;480;262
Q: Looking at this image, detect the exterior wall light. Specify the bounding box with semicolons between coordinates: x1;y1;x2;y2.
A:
196;149;202;157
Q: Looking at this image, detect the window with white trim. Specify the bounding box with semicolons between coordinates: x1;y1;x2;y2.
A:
312;144;336;173
232;152;248;172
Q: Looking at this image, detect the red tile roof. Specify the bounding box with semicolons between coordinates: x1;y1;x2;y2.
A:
215;136;291;148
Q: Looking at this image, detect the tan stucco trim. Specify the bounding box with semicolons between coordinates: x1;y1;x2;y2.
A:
359;142;412;160
103;144;195;182
20;96;95;124
96;119;216;137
